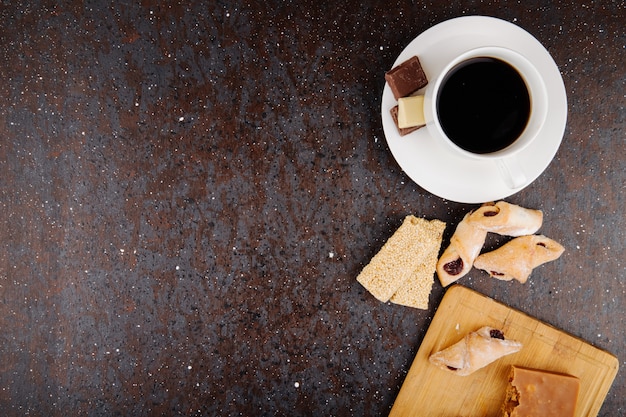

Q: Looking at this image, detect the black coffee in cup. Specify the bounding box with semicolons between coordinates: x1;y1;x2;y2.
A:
437;57;531;154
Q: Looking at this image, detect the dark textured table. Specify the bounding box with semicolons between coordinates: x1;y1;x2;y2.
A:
1;1;624;416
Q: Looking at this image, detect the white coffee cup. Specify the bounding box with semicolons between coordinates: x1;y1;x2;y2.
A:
413;46;548;188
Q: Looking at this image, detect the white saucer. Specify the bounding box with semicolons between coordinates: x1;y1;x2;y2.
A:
381;16;567;203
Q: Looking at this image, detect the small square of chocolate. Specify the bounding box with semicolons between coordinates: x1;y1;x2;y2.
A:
390;105;424;136
385;56;428;100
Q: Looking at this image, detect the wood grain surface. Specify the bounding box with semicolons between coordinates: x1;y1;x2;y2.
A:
389;285;618;417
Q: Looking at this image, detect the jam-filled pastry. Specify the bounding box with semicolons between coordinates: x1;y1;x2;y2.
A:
436;213;487;287
474;235;565;283
468;201;543;236
429;326;523;376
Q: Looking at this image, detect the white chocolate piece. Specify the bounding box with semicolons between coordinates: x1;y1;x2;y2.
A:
397;95;426;129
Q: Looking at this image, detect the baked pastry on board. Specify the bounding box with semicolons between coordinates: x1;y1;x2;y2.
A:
429;326;523;376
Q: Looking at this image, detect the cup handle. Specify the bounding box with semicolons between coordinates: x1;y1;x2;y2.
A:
496;156;527;189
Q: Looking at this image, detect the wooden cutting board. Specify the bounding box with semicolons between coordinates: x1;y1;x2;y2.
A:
389;285;618;417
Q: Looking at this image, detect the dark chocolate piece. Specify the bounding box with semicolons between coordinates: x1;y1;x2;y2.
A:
385;56;428;100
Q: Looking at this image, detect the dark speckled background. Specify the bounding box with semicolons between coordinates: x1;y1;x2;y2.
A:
1;1;624;416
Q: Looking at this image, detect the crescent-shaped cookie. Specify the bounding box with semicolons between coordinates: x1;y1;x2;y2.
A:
436;213;487;287
468;201;543;236
429;326;523;376
473;235;565;283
